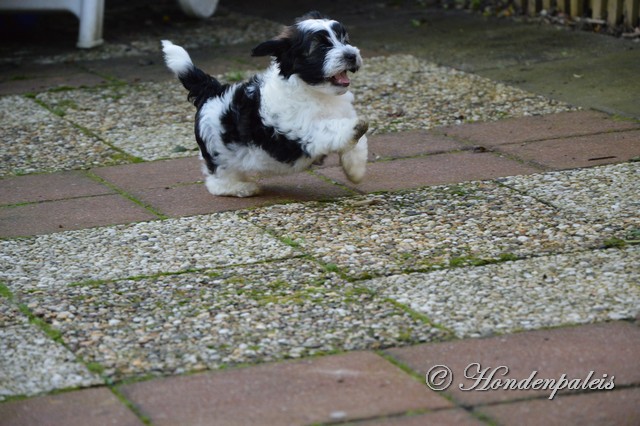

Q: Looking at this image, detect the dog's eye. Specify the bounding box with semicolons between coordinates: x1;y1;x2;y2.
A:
308;34;329;53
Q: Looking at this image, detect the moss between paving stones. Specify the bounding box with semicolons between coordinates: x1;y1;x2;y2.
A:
10;258;447;382
363;245;640;338
1;164;637;397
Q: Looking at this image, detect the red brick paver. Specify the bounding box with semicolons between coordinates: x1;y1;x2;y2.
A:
0;388;144;426
91;157;202;191
0;194;157;238
131;172;352;217
0;171;114;205
119;351;452;426
318;151;540;193
385;321;640;406
496;130;640;169
439;110;640;146
477;387;640;426
356;409;485;425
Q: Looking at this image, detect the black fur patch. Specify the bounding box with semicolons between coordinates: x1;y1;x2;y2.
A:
194;112;217;174
218;78;306;164
179;66;227;109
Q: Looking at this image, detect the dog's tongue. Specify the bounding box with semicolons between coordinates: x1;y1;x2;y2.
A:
333;71;350;86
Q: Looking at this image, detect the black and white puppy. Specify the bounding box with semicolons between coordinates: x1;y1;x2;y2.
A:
161;11;368;197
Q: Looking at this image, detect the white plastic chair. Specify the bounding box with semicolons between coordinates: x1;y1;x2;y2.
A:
0;0;218;48
178;0;219;19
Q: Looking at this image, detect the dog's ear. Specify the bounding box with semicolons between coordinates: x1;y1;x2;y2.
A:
251;38;291;57
296;10;329;22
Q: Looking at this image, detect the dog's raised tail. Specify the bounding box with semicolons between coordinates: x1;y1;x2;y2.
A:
161;40;193;76
161;40;224;108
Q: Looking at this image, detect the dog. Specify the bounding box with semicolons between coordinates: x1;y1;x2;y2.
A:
161;11;368;197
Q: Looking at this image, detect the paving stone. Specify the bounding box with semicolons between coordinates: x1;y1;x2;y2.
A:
0;325;102;401
439;110;640;146
130;184;265;217
131;173;353;217
365;246;640;337
366;131;466;160
496;130;640;169
120;351;452;426
501;162;639;226
356;409;485;425
385;321;640;405
0;96;125;177
0;194;157;238
0;211;294;292
314;130;465;169
0;70;107;96
17;258;446;381
35;82;195;161
0;387;144;426
244;181;605;279
318;152;540;193
477;387;640;426
91;157;202;191
0;171;114;206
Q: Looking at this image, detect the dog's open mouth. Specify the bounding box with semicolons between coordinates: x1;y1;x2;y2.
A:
328;71;351;87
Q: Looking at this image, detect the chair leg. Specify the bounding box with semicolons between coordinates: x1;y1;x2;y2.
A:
77;0;104;48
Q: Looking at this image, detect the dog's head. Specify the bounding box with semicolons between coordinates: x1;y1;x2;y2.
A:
251;11;362;95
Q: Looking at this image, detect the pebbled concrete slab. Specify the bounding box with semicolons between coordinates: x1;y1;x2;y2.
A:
0;325;101;401
244;179;609;279
501;162;640;226
0;96;125;177
0;212;295;292
365;246;640;338
15;258;445;381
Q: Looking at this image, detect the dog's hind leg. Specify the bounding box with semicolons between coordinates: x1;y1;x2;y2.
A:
204;169;261;197
339;135;368;184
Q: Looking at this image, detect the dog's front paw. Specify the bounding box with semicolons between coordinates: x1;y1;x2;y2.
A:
205;176;261;198
352;119;369;144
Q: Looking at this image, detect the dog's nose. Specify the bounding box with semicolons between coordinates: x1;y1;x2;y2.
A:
344;53;357;63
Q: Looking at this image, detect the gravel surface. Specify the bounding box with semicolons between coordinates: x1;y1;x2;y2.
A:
1;53;576;171
0;96;125;177
0;212;294;292
242;180;609;279
353;55;577;134
1;164;637;398
0;325;101;401
0;297;28;328
17;258;447;381
501;162;640;229
35;82;195;161
364;246;640;338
